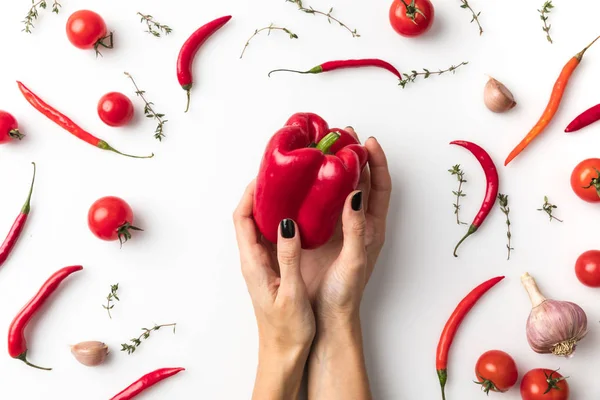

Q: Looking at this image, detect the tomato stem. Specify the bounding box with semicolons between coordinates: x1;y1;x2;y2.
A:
9;129;24;140
94;32;114;58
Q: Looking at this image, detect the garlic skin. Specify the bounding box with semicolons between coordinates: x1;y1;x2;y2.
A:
484;77;517;113
521;273;588;357
71;341;109;367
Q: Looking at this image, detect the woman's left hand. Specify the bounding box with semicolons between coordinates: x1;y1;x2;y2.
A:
234;181;315;399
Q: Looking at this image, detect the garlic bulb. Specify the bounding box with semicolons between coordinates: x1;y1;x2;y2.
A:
71;341;109;367
521;273;588;356
484;77;517;113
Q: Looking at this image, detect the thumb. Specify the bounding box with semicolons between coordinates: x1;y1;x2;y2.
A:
340;191;367;265
277;219;303;286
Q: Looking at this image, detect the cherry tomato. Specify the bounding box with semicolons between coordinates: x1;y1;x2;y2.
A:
575;250;600;287
389;0;435;37
66;10;110;50
474;350;518;394
0;111;24;144
98;93;135;127
521;369;569;400
88;196;142;245
570;158;600;203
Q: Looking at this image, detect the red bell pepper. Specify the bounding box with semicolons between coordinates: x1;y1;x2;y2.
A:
254;113;368;249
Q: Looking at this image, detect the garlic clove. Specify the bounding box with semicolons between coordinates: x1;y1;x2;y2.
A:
484;77;517;113
521;273;588;357
71;341;109;367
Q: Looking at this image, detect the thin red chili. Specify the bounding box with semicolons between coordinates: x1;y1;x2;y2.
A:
17;82;153;159
565;103;600;133
110;367;185;400
436;276;505;400
177;15;232;112
8;265;83;370
0;162;35;268
450;140;499;257
268;59;402;80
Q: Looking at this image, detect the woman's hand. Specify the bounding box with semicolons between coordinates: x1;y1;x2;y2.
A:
234;182;315;400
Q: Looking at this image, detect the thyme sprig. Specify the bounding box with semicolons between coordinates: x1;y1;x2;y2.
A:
286;0;359;37
121;323;177;355
400;61;468;88
240;24;298;59
449;165;467;225
458;0;483;35
538;196;562;222
497;194;513;260
124;72;167;141
137;12;172;37
538;1;554;44
22;0;61;33
102;283;120;319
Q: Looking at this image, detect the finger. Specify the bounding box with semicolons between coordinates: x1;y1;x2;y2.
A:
276;219;303;287
345;126;360;142
340;190;367;263
346;126;371;207
365;138;392;222
233;180;260;253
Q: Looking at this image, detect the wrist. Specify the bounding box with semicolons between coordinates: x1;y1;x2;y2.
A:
254;345;309;400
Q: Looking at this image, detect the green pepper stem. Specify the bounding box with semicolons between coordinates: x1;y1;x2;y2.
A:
21;162;36;215
453;225;478;257
437;369;447;400
315;132;341;154
16;352;51;371
97;140;154;159
268;65;323;77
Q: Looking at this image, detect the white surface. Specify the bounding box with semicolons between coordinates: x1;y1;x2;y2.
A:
0;0;599;399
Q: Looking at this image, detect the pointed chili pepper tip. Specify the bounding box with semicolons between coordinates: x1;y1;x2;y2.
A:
16;352;52;371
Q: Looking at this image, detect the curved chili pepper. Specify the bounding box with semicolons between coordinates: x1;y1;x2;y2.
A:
505;35;600;165
565;103;600;133
450;141;499;257
8;265;83;370
110;367;185;400
436;276;505;400
0;162;35;268
17;82;153;159
268;59;402;80
177;15;232;112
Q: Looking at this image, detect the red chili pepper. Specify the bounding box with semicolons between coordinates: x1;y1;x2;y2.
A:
268;59;402;80
110;367;185;400
177;15;232;112
8;265;83;370
565;103;600;133
17;82;153;159
254;113;368;249
450;141;499;257
436;276;505;400
0;163;36;268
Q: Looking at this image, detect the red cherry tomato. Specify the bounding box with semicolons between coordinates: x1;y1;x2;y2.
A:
474;350;518;394
98;93;135;127
570;158;600;203
88;196;142;245
66;10;110;50
0;111;24;144
520;369;569;400
389;0;435;37
575;250;600;287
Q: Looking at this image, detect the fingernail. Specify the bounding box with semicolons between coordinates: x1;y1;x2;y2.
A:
368;136;377;141
280;219;295;238
346;126;354;131
351;191;363;211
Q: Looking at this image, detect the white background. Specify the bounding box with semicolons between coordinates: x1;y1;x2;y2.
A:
0;0;599;399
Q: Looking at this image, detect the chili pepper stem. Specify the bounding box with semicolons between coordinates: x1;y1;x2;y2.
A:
437;369;447;400
97;140;154;159
184;88;191;113
16;352;51;371
9;129;24;140
315;132;340;154
453;225;478;257
576;35;600;61
21;162;36;214
268;66;322;77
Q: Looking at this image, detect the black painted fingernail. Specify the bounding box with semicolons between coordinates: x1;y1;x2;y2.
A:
280;219;295;238
346;126;354;130
351;191;363;211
